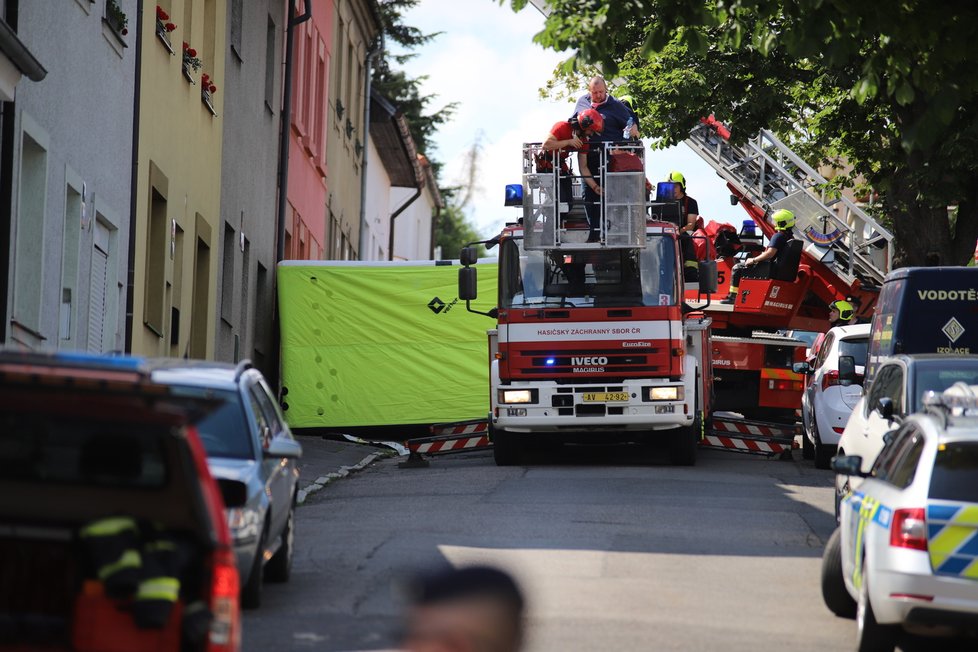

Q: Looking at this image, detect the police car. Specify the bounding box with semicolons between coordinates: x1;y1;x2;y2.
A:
821;383;978;650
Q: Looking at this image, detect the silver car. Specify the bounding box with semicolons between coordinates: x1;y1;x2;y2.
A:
149;359;302;609
822;384;978;650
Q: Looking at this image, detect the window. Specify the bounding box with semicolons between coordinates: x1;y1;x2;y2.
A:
240;237;250;342
144;188;167;336
247;387;271;449
887;432;924;488
253;378;285;437
60;183;83;343
169;222;184;356
813;333;834;370
190;222;211;358
14;131;47;333
264;15;275;110
230;0;243;59
872;424;916;482
930;441;978;501
87;220;111;353
865;364;903;417
220;223;235;325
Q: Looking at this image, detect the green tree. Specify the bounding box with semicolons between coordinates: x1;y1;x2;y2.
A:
509;0;978;267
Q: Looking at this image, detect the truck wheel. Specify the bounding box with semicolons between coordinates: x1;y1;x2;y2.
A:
821;528;856;618
491;425;521;466
670;425;697;466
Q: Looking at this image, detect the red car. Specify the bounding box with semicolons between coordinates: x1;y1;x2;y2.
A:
0;350;241;652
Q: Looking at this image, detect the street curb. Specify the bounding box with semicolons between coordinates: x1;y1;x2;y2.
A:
296;451;391;504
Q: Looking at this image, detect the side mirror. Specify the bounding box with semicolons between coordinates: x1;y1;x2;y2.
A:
460;246;478;266
877;396;894;420
459;267;478;301
882;429;897;445
837;355;857;385
265;436;302;460
792;362;811;374
698;259;718;293
830;454;867;477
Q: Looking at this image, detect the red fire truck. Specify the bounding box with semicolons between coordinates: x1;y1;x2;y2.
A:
459;142;715;466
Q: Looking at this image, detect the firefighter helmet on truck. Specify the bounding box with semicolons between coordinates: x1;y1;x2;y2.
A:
830;300;855;322
772;209;795;231
577;108;604;135
667;171;686;190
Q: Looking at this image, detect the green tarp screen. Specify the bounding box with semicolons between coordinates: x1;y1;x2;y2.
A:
277;261;497;428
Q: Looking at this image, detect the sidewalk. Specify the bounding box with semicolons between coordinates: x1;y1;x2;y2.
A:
294;435;400;504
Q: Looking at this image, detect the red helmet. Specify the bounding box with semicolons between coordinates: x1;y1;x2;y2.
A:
577;108;604;134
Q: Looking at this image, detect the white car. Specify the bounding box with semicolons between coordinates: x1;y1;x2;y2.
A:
821;384;978;650
835;354;978;520
794;323;870;469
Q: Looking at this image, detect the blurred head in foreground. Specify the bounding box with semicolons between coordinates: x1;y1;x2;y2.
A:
402;565;525;652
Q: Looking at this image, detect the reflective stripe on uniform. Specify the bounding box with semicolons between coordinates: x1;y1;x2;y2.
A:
853;494;882;589
136;577;180;602
97;548;142;581
80;516;138;538
928;503;978;579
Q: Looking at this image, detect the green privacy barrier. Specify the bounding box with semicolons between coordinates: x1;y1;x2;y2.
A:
277;260;497;428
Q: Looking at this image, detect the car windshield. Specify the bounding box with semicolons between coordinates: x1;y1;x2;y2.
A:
929;441;978;501
912;361;978;412
170;388;253;459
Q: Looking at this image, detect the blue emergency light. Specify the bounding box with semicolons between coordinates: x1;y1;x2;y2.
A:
545;357;556;366
505;184;524;207
655;181;681;201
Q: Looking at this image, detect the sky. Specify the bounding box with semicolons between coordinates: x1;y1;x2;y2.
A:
395;0;744;242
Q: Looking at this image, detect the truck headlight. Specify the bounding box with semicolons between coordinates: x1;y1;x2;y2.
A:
498;389;536;404
647;386;683;401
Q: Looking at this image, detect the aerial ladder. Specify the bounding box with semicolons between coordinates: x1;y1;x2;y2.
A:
685;117;894;290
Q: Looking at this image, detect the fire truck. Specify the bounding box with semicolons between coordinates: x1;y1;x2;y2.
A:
682;117;894;423
458;142;715;466
457;117;895;466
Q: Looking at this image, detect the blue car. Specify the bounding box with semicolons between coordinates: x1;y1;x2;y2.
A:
149;359;302;609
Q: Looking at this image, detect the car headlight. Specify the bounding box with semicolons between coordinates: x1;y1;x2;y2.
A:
647;386;683;401
226;507;261;543
498;389;536;404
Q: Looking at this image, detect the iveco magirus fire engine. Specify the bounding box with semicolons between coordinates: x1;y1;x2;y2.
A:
459;141;715;466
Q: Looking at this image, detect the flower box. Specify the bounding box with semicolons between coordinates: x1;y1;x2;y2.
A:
156;6;176;54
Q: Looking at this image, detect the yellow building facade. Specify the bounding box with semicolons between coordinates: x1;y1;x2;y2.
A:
130;0;226;357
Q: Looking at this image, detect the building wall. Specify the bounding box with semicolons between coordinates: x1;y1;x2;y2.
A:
285;0;333;262
325;0;379;260
130;0;226;358
6;0;135;351
362;135;391;260
214;0;283;372
391;185;435;261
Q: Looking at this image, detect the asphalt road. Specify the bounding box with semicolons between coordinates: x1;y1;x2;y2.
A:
243;443;860;651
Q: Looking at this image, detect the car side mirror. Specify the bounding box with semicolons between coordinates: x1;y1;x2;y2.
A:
830;454;867;477
877;396;894;420
792;362;811;374
265;437;302;459
837;355;857;385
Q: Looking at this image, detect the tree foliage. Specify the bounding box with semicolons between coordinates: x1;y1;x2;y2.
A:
510;0;978;266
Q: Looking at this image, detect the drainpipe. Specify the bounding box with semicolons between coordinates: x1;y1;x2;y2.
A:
357;32;384;259
429;200;440;259
388;185;422;261
123;0;144;352
275;0;312;264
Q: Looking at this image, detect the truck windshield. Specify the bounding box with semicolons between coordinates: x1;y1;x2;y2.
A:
498;234;677;309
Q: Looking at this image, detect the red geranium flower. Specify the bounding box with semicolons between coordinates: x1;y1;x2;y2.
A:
157;6;168;21
165;22;176;32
